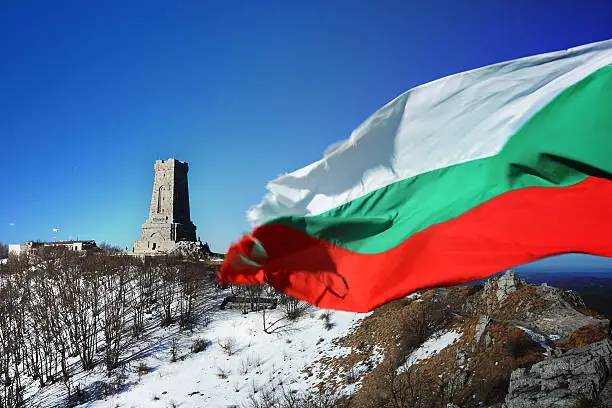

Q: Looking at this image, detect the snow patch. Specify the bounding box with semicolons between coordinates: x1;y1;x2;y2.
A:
399;330;462;372
516;326;554;356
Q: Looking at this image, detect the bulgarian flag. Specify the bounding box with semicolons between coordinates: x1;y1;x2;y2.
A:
220;39;612;312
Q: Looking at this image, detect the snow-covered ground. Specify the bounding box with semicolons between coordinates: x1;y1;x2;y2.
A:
0;258;7;264
399;329;462;372
52;306;368;408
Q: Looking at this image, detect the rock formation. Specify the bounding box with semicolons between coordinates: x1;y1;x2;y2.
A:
505;339;612;407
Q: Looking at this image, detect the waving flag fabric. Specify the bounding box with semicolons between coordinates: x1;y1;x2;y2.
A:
219;39;612;312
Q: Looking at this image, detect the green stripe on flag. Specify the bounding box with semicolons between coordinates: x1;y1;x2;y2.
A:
267;66;612;254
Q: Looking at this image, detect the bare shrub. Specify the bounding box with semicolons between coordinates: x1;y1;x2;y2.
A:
282;296;311;320
376;362;427;408
346;366;359;384
557;324;607;351
239;357;250;375
217;366;230;379
252;354;263;372
170;337;178;362
219;337;238;356
64;383;89;408
319;311;332;321
190;338;209;353
244;382;344;408
99;366;132;398
319;311;336;331
135;362;152;377
324;321;336;331
510;335;542;358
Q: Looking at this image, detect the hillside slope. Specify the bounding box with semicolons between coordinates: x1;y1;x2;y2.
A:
22;270;611;408
314;271;611;407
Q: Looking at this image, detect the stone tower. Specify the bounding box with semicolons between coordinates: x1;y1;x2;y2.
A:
134;158;197;253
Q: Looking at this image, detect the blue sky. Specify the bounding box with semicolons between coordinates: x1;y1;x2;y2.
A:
1;1;611;255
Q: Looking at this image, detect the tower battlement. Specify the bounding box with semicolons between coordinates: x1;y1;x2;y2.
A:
134;158;197;253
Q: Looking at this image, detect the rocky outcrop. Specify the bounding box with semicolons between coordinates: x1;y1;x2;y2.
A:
167;241;210;259
598;378;612;407
523;284;606;339
562;288;588;310
495;270;522;302
475;315;490;343
483;270;523;312
504;339;612;407
332;271;610;408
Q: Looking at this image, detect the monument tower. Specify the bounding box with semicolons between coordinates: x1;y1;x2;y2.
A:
134;158;197;253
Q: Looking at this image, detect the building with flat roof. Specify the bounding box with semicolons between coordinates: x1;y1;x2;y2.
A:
8;240;98;256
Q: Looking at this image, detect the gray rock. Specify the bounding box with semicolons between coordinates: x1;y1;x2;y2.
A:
475;315;490;343
598;377;612;407
522;285;606;339
485;332;493;348
456;349;468;366
505;339;612;407
495;270;522;302
562;289;587;309
482;270;523;311
167;241;209;259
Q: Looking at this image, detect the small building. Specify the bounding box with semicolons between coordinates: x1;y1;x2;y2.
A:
40;240;98;251
8;244;27;256
9;240;98;255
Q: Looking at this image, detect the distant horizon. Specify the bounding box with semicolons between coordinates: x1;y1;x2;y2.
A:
516;254;612;274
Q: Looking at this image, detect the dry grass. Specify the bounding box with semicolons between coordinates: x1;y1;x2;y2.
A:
557;324;607;351
491;285;548;320
572;307;608;320
450;321;545;406
307;282;598;408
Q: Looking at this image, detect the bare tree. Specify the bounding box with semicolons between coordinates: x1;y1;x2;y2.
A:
59;251;99;370
156;258;177;327
177;263;200;329
98;242;123;253
101;257;128;373
129;259;148;338
0;245;222;408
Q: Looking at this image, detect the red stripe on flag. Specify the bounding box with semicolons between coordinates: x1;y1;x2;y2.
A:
220;177;612;312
